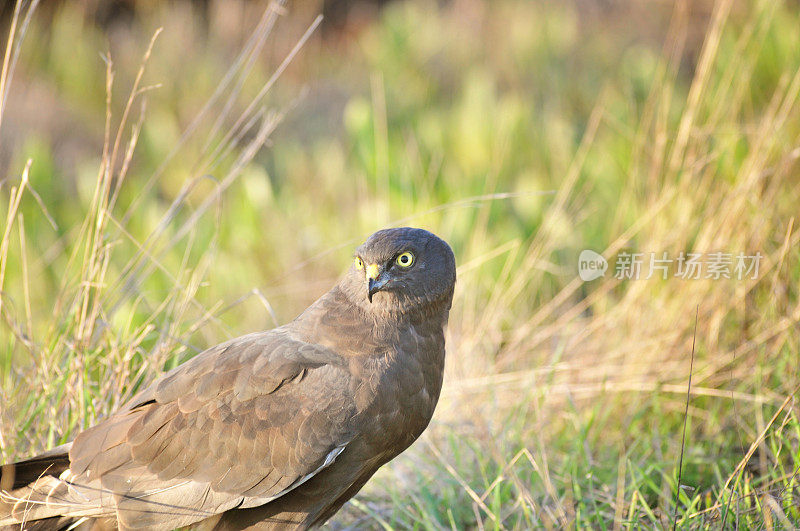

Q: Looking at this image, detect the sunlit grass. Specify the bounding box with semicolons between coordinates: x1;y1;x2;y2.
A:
2;0;800;528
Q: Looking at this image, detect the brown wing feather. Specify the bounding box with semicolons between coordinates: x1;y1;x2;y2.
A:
60;329;357;529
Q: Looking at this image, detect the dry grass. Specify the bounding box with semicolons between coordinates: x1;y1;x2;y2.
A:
1;0;799;528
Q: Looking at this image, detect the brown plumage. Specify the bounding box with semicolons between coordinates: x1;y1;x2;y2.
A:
0;227;456;530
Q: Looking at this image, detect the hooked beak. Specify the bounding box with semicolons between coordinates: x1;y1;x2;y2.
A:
366;263;390;303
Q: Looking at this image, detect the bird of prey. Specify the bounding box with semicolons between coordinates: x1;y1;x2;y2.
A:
0;227;456;530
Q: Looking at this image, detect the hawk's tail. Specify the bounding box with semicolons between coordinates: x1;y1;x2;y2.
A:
0;444;106;530
1;446;71;492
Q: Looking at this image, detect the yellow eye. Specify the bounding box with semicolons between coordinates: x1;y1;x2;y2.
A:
354;256;364;270
396;252;414;267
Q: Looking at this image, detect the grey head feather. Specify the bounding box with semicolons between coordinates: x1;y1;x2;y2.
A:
339;227;456;316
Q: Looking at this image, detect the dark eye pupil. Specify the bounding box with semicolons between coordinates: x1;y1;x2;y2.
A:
401;255;409;263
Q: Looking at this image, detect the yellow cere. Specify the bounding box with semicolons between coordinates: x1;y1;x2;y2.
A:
354;256;364;270
366;263;380;280
396;252;414;267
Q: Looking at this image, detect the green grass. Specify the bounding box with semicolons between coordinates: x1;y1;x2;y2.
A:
1;0;800;528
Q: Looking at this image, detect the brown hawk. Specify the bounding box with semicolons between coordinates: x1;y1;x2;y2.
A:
0;227;456;530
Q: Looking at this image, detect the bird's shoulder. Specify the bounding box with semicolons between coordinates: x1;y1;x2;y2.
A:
115;328;348;412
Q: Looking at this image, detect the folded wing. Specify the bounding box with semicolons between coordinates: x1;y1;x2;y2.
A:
1;330;356;530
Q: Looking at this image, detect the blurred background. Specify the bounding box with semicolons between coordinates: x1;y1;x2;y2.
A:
1;0;799;527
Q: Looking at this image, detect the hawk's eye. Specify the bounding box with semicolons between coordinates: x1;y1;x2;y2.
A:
354;257;364;270
396;252;414;267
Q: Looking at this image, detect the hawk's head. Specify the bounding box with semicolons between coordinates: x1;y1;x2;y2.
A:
345;227;456;314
